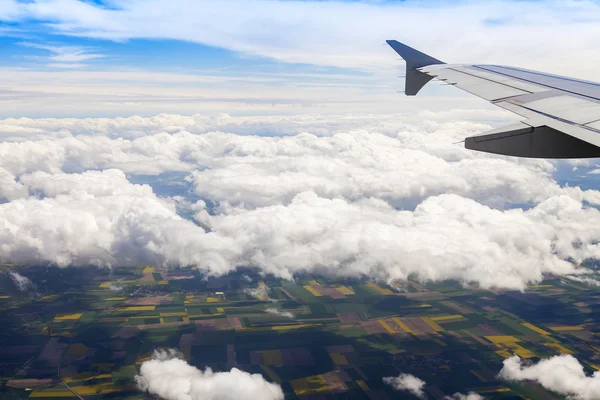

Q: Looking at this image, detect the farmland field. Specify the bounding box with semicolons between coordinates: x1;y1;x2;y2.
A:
1;265;599;399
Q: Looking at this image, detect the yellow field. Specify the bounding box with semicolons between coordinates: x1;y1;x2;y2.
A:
106;297;125;301
486;336;534;358
513;345;535;358
485;336;519;344
160;312;186;317
142;266;155;274
206;297;220;302
29;391;76;397
378;320;396;334
63;373;111;383
303;286;322;296
329;353;348;365
470;370;487;382
366;281;393;295
392;317;413;334
335;285;354;295
478;388;511;393
121;306;155;311
550;326;584;331
495;349;512;358
431;314;463;322
271;324;318;331
38;295;59;302
217;307;224;312
545;342;573;354
421;317;444;332
357;380;370;391
522;322;550;336
157;280;168;285
0;295;9;299
309;279;319;286
291;375;330;396
55;313;83;320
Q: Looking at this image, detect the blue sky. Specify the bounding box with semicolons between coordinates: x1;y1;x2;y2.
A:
1;0;600;117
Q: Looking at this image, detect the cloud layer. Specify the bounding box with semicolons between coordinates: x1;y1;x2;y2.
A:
499;355;600;400
136;349;284;400
0;113;598;290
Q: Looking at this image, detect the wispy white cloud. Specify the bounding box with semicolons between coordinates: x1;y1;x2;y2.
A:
265;308;294;318
8;271;35;292
17;41;103;69
2;1;600;116
499;355;600;400
47;63;87;69
2;0;600;78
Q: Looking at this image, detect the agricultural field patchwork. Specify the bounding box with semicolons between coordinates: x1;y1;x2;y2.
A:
1;265;599;399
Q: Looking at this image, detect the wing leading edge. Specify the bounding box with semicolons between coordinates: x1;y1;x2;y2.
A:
386;40;600;158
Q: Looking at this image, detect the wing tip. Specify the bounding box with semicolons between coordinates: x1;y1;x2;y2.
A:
385;40;444;68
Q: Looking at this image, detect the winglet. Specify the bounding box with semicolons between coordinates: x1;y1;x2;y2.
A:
386;40;445;96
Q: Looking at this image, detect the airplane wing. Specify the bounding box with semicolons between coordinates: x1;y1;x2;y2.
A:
386;40;600;158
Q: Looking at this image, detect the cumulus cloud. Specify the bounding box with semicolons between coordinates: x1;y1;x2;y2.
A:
383;373;426;398
8;271;35;292
136;349;284;400
445;393;484;400
0;169;238;269
1;113;596;211
205;192;599;290
499;355;600;400
0;113;597;290
265;308;294;319
244;286;276;302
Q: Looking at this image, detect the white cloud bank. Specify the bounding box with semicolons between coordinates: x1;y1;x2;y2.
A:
383;373;426;398
0;113;598;290
499;355;600;400
136;349;284;400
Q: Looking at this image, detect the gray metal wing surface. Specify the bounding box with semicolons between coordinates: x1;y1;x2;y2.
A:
387;40;600;158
